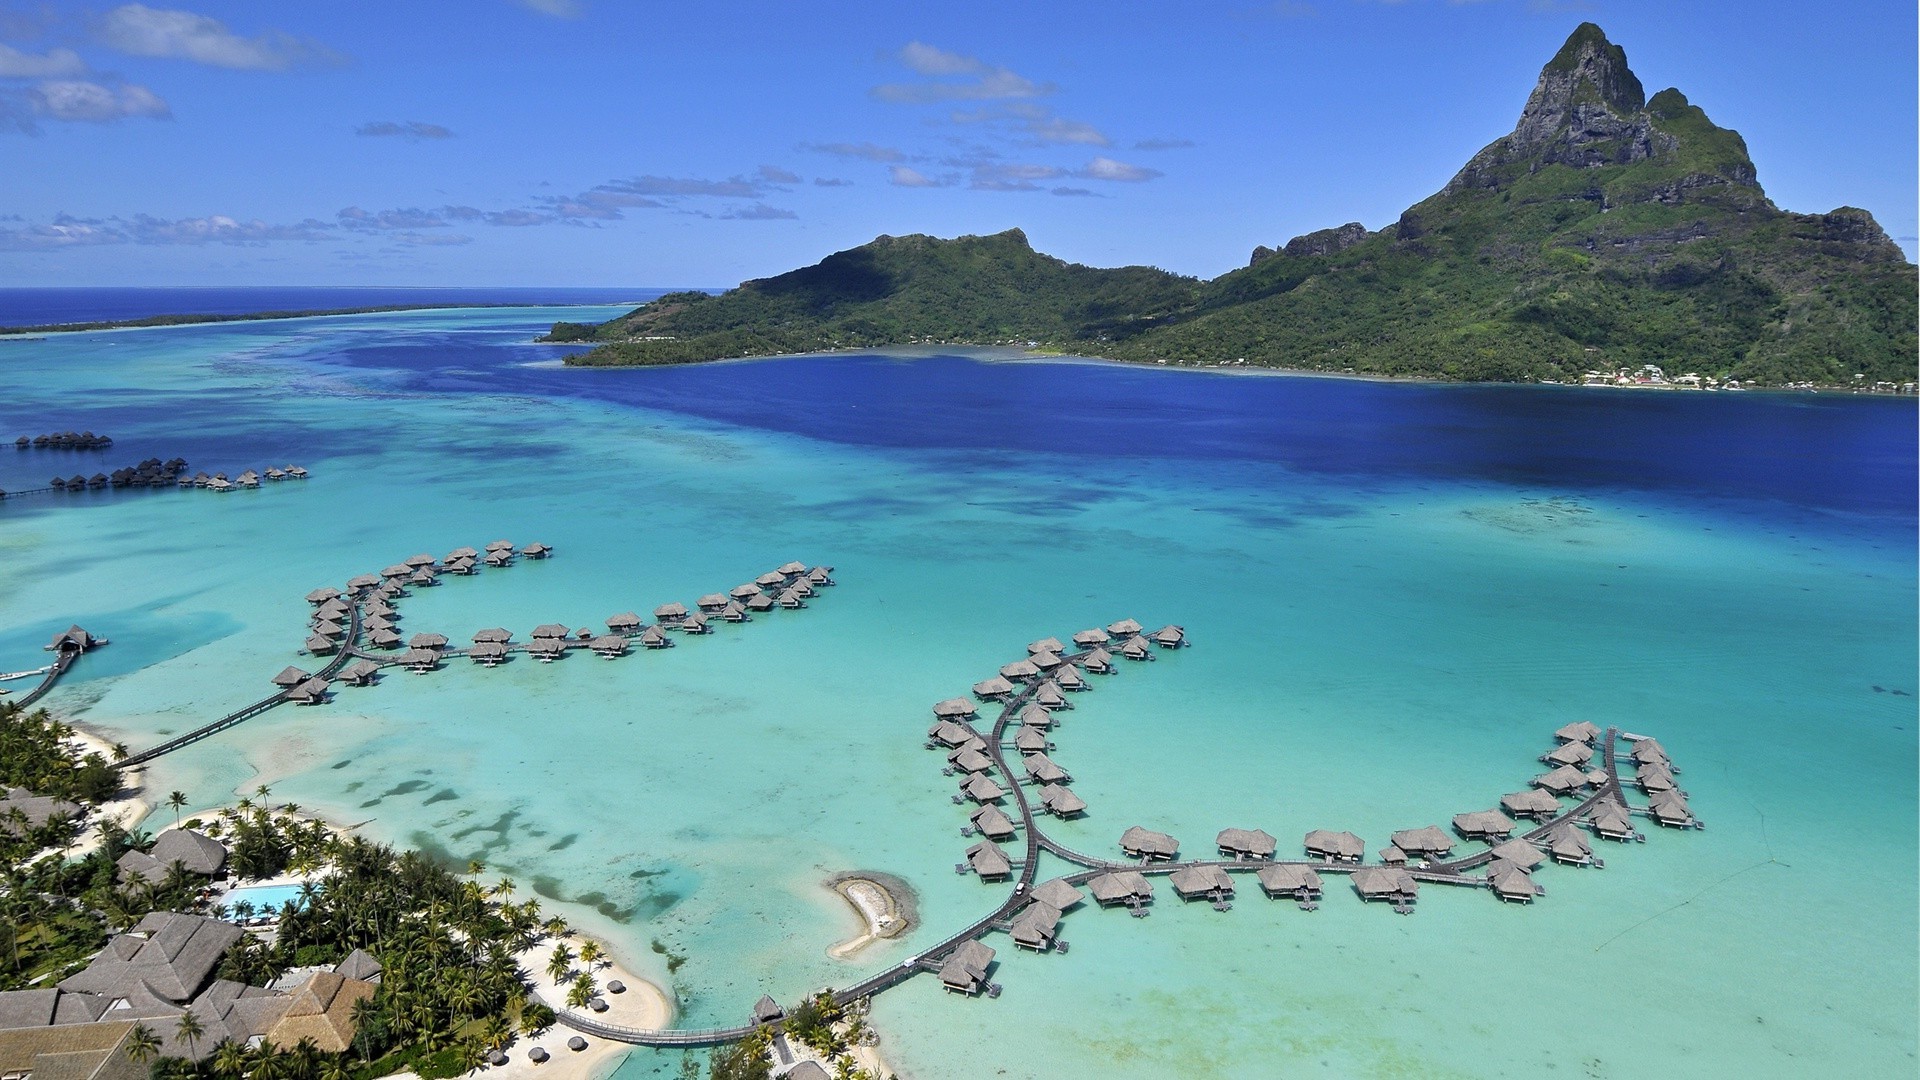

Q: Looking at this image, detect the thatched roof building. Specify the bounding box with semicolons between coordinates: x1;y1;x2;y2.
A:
1303;829;1365;862
1119;826;1179;860
1388;826;1454;857
1216;828;1278;859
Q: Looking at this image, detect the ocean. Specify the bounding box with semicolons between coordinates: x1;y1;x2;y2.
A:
0;294;1912;1078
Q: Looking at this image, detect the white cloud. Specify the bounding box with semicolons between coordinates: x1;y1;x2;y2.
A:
357;120;454;140
802;141;906;162
872;41;1052;103
123;212;332;244
1080;156;1162;182
95;5;342;70
0;43;86;78
0;217;125;250
30;80;170;122
756;164;801;184
952;102;1109;146
396;232;473;246
513;0;582;16
888;165;945;188
721;203;798;220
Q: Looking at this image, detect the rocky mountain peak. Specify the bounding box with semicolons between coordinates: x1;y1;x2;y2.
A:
1513;23;1647;149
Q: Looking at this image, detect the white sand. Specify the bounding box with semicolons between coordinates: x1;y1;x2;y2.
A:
57;725;150;858
826;876;907;959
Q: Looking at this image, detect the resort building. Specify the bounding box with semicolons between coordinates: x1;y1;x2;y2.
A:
1119;827;1179;861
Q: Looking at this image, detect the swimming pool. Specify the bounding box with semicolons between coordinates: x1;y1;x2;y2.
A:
223;882;308;915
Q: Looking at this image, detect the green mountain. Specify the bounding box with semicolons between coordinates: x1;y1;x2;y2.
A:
556;24;1915;386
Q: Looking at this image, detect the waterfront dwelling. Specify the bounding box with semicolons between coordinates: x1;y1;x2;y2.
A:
754;571;786;588
1630;738;1671;767
932;697;977;720
939;941;996;996
1255;863;1323;900
1647;790;1695;827
928;720;977;748
1010;902;1062;951
776;561;808;577
606;612;641;634
340;660;380;686
521;542;552;559
1106;618;1144;637
969;805;1017;841
746;595;776;613
729;584;762;601
1023;753;1070;785
1017;705;1054;729
304;588;342;605
303;634;336;656
1027;637;1066;655
1451;810;1517;842
1487;839;1546;871
680;612;711;634
398;649;438;673
1587;801;1636;841
1033;682;1069;708
1388;826;1454;859
1038;784;1086;817
1632;763;1678;793
1087;870;1153;908
1119;826;1179;861
484;551;512;568
949;747;993;774
473;628;512;644
1051;665;1087;690
287;677;331;705
1031;878;1086;911
346;574;381;591
1169;865;1234;903
1081;648;1114;674
531;623;571;641
1149;625;1186;648
972;675;1015;700
528;639;566;663
1028;650;1064;671
1532;764;1590;795
751;996;783;1025
271;666;311;689
1118;636;1153;661
1216;828;1278;860
1012;728;1049;753
368;629;402;650
311;620;345;640
362;616;397;633
1486;861;1541;903
720;600;749;622
806;566;835;586
1303;829;1365;863
964;841;1012;881
1545;824;1594;866
653;602;688;623
962;773;1006;803
999;659;1040;680
1072;628;1110;648
408;633;448;650
468;642;509;666
589;635;629;658
1378;846;1406;866
1555;720;1601;743
696;593;729;613
1350;867;1419;906
1501;789;1562;820
1542;742;1594;769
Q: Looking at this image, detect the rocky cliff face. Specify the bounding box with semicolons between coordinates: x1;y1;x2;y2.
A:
1250;221;1370;265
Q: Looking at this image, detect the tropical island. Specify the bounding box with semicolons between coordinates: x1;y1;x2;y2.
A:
548;24;1917;388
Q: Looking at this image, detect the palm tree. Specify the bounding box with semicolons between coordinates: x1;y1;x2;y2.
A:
125;1024;161;1066
212;1038;248;1080
466;859;485;876
565;977;593;1011
545;944;573;984
348;998;377;1062
578;940;602;972
167;791;189;828
176;1008;206;1061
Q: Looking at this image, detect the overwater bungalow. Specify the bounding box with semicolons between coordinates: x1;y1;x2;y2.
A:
316;599;350;620
340;660;380;686
1017;704;1053;729
1378;845;1406;865
807;566;835;586
1501;789;1562;820
408;569;438;587
1149;625;1186;648
48;477;66;490
440;556;474;575
696;593;729;612
1351;867;1419;905
928;720;977;748
939;941;995;995
1583;767;1610;788
287;677;331;705
473;628;512;644
480;550;510;568
305;634;337;656
1170;865;1234;902
1038;784;1085;817
521;543;552;559
447;546;479;560
1632;763;1677;793
1647;790;1694;827
932;698;977;720
404;554;436;569
1071;628;1110;648
1217;828;1278;860
362;616;397;633
950;748;994;774
721;600;750;622
347;574;381;590
312;620;346;639
746;594;776;612
1119;826;1179;861
970;805;1017;841
369;629;403;650
1106;618;1144;637
777;560;808;576
1050;665;1087;691
1629;737;1669;762
380;564;412;579
1532;765;1590;795
1543;742;1594;768
1486;862;1541;903
1082;648;1114;674
1555;720;1601;743
409;633;449;650
1303;829;1365;862
999;659;1040;680
962;773;1005;803
305;588;342;605
965;841;1012;880
286;466;308;478
1255;863;1323;899
266;467;286;480
683;613;713;634
1010;902;1062;951
1028;650;1063;669
1033;683;1068;709
1587;801;1635;841
1027;637;1066;655
399;648;439;672
1545;824;1593;865
754;571;786;588
469;642;509;666
1118;636;1153;661
272;666;312;689
653;603;688;622
1023;753;1069;785
1452;810;1517;841
485;540;515;553
1487;839;1546;871
1012;727;1049;753
604;613;642;635
1389;826;1454;858
729;584;762;600
528;639;566;663
972;675;1015;700
638;626;670;649
590;635;629;658
1087;870;1154;907
532;623;572;640
1031;878;1085;911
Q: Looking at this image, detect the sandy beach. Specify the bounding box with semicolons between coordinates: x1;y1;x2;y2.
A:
826;872;916;960
58;724;150;858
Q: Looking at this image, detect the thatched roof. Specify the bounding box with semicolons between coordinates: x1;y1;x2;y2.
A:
1039;785;1085;815
1013;728;1048;753
949;748;994;774
1487;839;1545;870
1150;624;1185;645
1023;753;1068;784
969;805;1016;840
962;773;1005;802
408;633;448;649
1216;828;1278;857
1486;863;1540;900
1072;628;1110;646
1030;878;1085;910
1119;826;1179;858
531;623;571;639
1168;865;1233;897
1303;830;1365;859
1544;742;1594;767
1087;870;1152;903
1546;825;1592;861
1027;637;1066;655
1555;720;1601;743
272;666;312;688
1350;867;1418;899
606;613;641;630
932;697;976;719
1501;789;1562;816
1390;826;1454;855
1106;618;1143;635
1256;863;1323;894
999;659;1040;679
1010;902;1062;947
1451;810;1516;838
965;841;1012;877
653;603;688;620
305;588;342;604
473;628;512;643
972;676;1015;698
928;720;977;747
1533;765;1590;794
398;648;438;667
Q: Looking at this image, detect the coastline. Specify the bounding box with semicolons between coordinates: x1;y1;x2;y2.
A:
825;871;918;959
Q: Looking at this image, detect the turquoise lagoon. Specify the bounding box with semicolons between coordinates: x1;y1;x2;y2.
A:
0;306;1913;1078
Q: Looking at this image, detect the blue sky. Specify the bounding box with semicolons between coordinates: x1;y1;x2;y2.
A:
1;0;1913;286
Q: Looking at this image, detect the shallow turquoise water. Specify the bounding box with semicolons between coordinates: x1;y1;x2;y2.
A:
0;307;1912;1078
